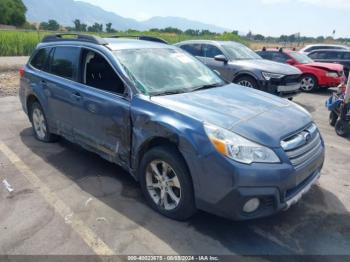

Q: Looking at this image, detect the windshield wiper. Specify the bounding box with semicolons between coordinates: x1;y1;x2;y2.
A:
191;82;225;92
151;89;188;96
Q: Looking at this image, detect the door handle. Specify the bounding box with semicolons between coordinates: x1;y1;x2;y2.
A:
71;92;82;101
41;80;48;87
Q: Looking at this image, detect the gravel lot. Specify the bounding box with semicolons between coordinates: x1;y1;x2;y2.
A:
0;67;349;257
0;71;20;97
0;56;28;97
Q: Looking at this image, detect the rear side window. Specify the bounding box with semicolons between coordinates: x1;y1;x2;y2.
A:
30;48;50;70
324;51;342;59
180;44;203;57
309;51;325;59
50;47;80;80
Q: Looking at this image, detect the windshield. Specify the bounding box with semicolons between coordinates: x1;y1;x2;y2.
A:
113;48;225;96
222;43;262;61
289;52;314;64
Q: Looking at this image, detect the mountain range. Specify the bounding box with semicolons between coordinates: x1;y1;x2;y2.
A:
22;0;229;32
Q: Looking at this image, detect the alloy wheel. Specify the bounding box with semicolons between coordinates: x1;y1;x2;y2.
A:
300;76;315;91
237;80;254;88
145;160;181;211
32;108;47;140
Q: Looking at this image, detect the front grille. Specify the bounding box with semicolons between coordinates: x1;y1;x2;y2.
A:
281;124;323;168
281;74;301;85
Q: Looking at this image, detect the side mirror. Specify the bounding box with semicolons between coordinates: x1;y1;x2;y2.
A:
214;55;228;63
286;59;296;65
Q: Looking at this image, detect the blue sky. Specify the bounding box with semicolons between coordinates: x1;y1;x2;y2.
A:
80;0;349;37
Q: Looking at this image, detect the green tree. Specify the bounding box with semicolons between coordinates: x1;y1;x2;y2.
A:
0;0;27;26
87;23;103;32
316;36;325;42
185;29;197;36
73;19;81;31
106;22;112;33
279;35;288;42
40;20;60;31
161;27;183;34
254;34;265;41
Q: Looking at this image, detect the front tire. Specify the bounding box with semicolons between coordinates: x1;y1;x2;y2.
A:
335;119;349;137
329;111;338;127
300;74;318;92
139;146;196;220
30;102;58;142
235;76;258;89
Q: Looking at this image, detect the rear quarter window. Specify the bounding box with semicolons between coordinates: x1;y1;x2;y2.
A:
50;46;80;80
30;48;50;70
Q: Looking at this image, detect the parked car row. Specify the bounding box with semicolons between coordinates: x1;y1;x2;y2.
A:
19;34;325;221
257;48;346;92
175;40;302;99
299;44;350;55
308;49;350;78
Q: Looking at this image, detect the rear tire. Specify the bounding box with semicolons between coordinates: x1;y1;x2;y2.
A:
30;102;58;143
329;111;338;127
139;146;196;221
335;119;349;137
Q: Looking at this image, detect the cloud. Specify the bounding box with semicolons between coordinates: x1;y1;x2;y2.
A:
261;0;350;9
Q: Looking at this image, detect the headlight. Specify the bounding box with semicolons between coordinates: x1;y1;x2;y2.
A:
326;71;338;78
204;123;280;164
262;72;285;81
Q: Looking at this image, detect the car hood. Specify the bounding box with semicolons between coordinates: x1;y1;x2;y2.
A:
229;59;302;75
150;84;311;148
304;62;343;72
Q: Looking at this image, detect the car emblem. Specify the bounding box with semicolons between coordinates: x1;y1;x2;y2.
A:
303;132;311;143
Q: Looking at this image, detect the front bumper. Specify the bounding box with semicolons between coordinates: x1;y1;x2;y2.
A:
191;142;325;221
258;76;301;98
318;75;345;88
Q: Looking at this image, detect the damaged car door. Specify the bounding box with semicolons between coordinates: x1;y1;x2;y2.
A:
72;48;131;166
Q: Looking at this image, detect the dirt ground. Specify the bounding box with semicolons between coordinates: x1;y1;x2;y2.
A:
0;71;19;97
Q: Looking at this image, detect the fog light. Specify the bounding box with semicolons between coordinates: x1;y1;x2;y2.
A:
243;198;260;213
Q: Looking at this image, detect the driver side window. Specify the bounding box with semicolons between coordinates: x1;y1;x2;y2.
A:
81;49;125;95
203;44;224;58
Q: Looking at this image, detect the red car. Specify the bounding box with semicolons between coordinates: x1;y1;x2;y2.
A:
257;49;346;92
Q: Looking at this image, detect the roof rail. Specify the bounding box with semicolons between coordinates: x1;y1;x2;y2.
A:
108;35;168;44
42;34;108;45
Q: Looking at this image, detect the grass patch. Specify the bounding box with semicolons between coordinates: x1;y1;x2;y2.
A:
0;30;245;56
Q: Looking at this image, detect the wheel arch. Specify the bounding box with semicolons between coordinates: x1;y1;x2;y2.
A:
232;72;259;83
134;136;190;179
26;94;40;122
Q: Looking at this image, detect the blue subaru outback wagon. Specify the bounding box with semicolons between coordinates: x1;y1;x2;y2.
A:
19;34;325;220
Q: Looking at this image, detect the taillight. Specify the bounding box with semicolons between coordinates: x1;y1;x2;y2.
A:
19;67;25;78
